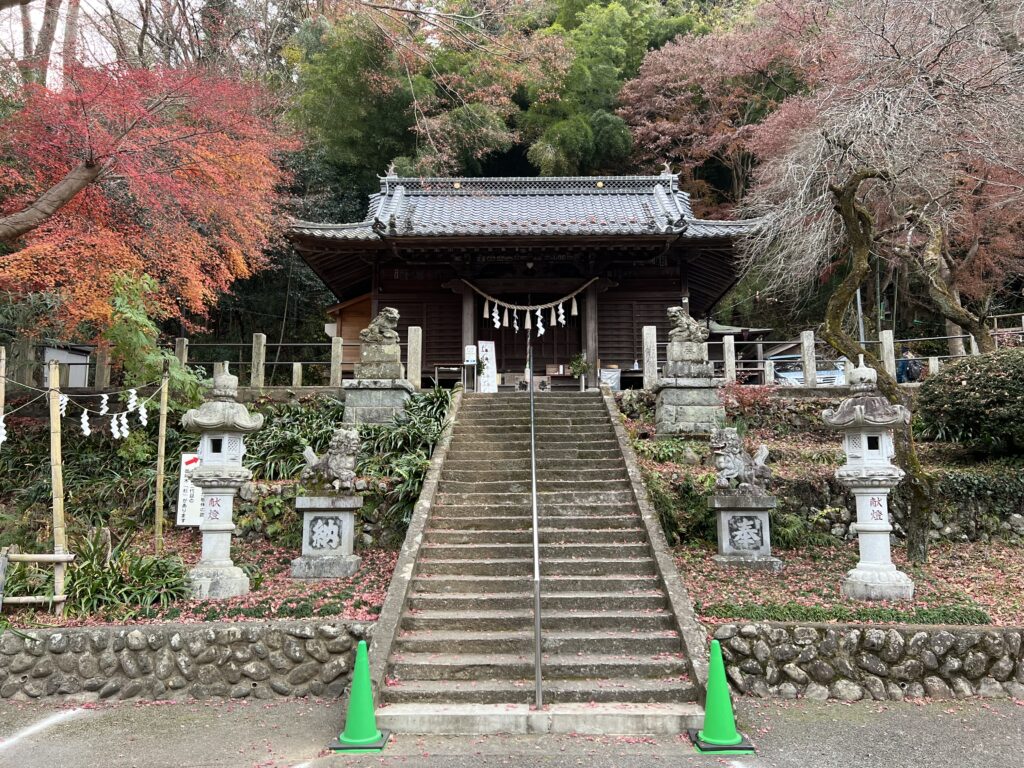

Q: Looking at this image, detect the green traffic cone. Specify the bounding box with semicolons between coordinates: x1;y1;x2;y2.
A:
328;640;390;753
688;639;755;755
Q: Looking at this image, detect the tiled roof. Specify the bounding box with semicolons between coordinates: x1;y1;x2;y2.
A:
290;175;757;241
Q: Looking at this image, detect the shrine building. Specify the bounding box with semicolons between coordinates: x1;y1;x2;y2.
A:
290;172;756;387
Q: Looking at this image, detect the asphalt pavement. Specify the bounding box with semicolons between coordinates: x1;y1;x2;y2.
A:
0;695;1021;768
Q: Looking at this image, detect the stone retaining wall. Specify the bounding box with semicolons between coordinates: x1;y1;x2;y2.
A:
715;622;1024;701
0;620;371;702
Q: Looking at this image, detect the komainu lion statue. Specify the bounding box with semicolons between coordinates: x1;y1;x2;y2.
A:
360;307;401;344
710;427;771;492
301;427;360;492
667;305;709;343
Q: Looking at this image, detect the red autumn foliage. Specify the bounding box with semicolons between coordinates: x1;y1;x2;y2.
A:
0;64;293;332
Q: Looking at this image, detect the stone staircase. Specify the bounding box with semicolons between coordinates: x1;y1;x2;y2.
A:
376;391;703;734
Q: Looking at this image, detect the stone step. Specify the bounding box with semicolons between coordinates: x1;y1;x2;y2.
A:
423;527;648;544
409;574;663;593
454;414;612;424
440;468;628;483
437;479;632;495
393;630;682;656
450;432;618;443
401;609;674;633
374;702;704;736
419;543;650;560
427;514;641;530
382;678;695;705
435;491;636;506
406;591;668;612
442;458;625;471
389;652;689;681
444;448;624;461
415;557;657;577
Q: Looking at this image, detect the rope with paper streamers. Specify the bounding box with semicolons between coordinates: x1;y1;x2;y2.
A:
465;277;597;337
0;376;160;450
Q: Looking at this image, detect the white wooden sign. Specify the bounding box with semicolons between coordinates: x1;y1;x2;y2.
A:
477;340;498;393
177;453;203;526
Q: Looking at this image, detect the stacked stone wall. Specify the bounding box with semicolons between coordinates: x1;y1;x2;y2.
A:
714;622;1024;701
0;620;370;701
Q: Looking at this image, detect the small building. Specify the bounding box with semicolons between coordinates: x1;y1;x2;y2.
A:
290;172;756;387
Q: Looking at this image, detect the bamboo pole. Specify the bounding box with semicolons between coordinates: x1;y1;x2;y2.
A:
1;345;6;417
154;360;170;555
47;360;67;609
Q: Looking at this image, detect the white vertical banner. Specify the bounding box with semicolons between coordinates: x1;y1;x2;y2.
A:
477;340;498;393
176;454;203;526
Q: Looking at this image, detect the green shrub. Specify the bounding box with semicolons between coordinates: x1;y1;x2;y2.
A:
358;387;453;539
699;601;991;625
917;349;1024;453
4;529;189;618
632;437;702;464
245;394;347;481
642;467;717;545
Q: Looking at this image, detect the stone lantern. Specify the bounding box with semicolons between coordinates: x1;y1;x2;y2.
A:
822;359;914;601
182;367;264;599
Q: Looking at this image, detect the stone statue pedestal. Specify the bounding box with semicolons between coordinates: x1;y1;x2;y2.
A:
342;378;414;424
291;495;363;579
654;377;725;437
710;494;783;572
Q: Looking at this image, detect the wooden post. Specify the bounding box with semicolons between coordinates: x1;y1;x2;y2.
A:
880;330;897;378
251;333;266;388
723;335;737;383
12;337;33;386
764;359;775;385
174;337;189;367
0;547;7;613
800;330;817;388
94;346;111;389
584;284;599;379
154;361;170;555
47;360;67;607
407;326;422;391
642;325;658;390
461;291;475;351
291;362;303;388
928;357;940;376
0;346;6;418
330;337;344;388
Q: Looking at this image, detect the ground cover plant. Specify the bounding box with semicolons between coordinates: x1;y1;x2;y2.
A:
4;527;397;629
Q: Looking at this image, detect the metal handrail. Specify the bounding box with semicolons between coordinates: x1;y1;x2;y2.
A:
528;341;543;708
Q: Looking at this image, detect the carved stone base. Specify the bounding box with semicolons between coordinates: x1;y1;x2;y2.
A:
291;554;362;580
709;494;782;570
842;565;915;601
342;379;414;424
653;377;725;437
188;564;250;600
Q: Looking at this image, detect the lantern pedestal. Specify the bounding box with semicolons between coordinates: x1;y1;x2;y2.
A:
840;484;914;601
709;494;784;572
291;495;363;579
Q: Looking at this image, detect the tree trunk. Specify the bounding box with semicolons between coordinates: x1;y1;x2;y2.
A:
821;170;933;564
908;213;995;354
61;0;80;77
0;161;103;243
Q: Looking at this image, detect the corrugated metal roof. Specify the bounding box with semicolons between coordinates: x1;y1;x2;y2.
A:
290;174;757;241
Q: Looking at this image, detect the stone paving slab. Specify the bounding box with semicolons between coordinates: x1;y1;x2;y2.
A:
2;696;1022;768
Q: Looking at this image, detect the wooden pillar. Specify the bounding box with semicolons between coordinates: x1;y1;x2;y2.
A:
330;337;344;388
584;284;599;378
800;330;817;388
250;333;266;388
462;291;475;351
94;346;111;389
291;363;303;387
723;335;737;383
928;357;940;376
407;326;423;391
642;325;658;390
12;337;33;386
764;359;775;385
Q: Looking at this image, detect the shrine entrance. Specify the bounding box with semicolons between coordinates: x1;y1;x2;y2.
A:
473;293;583;374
